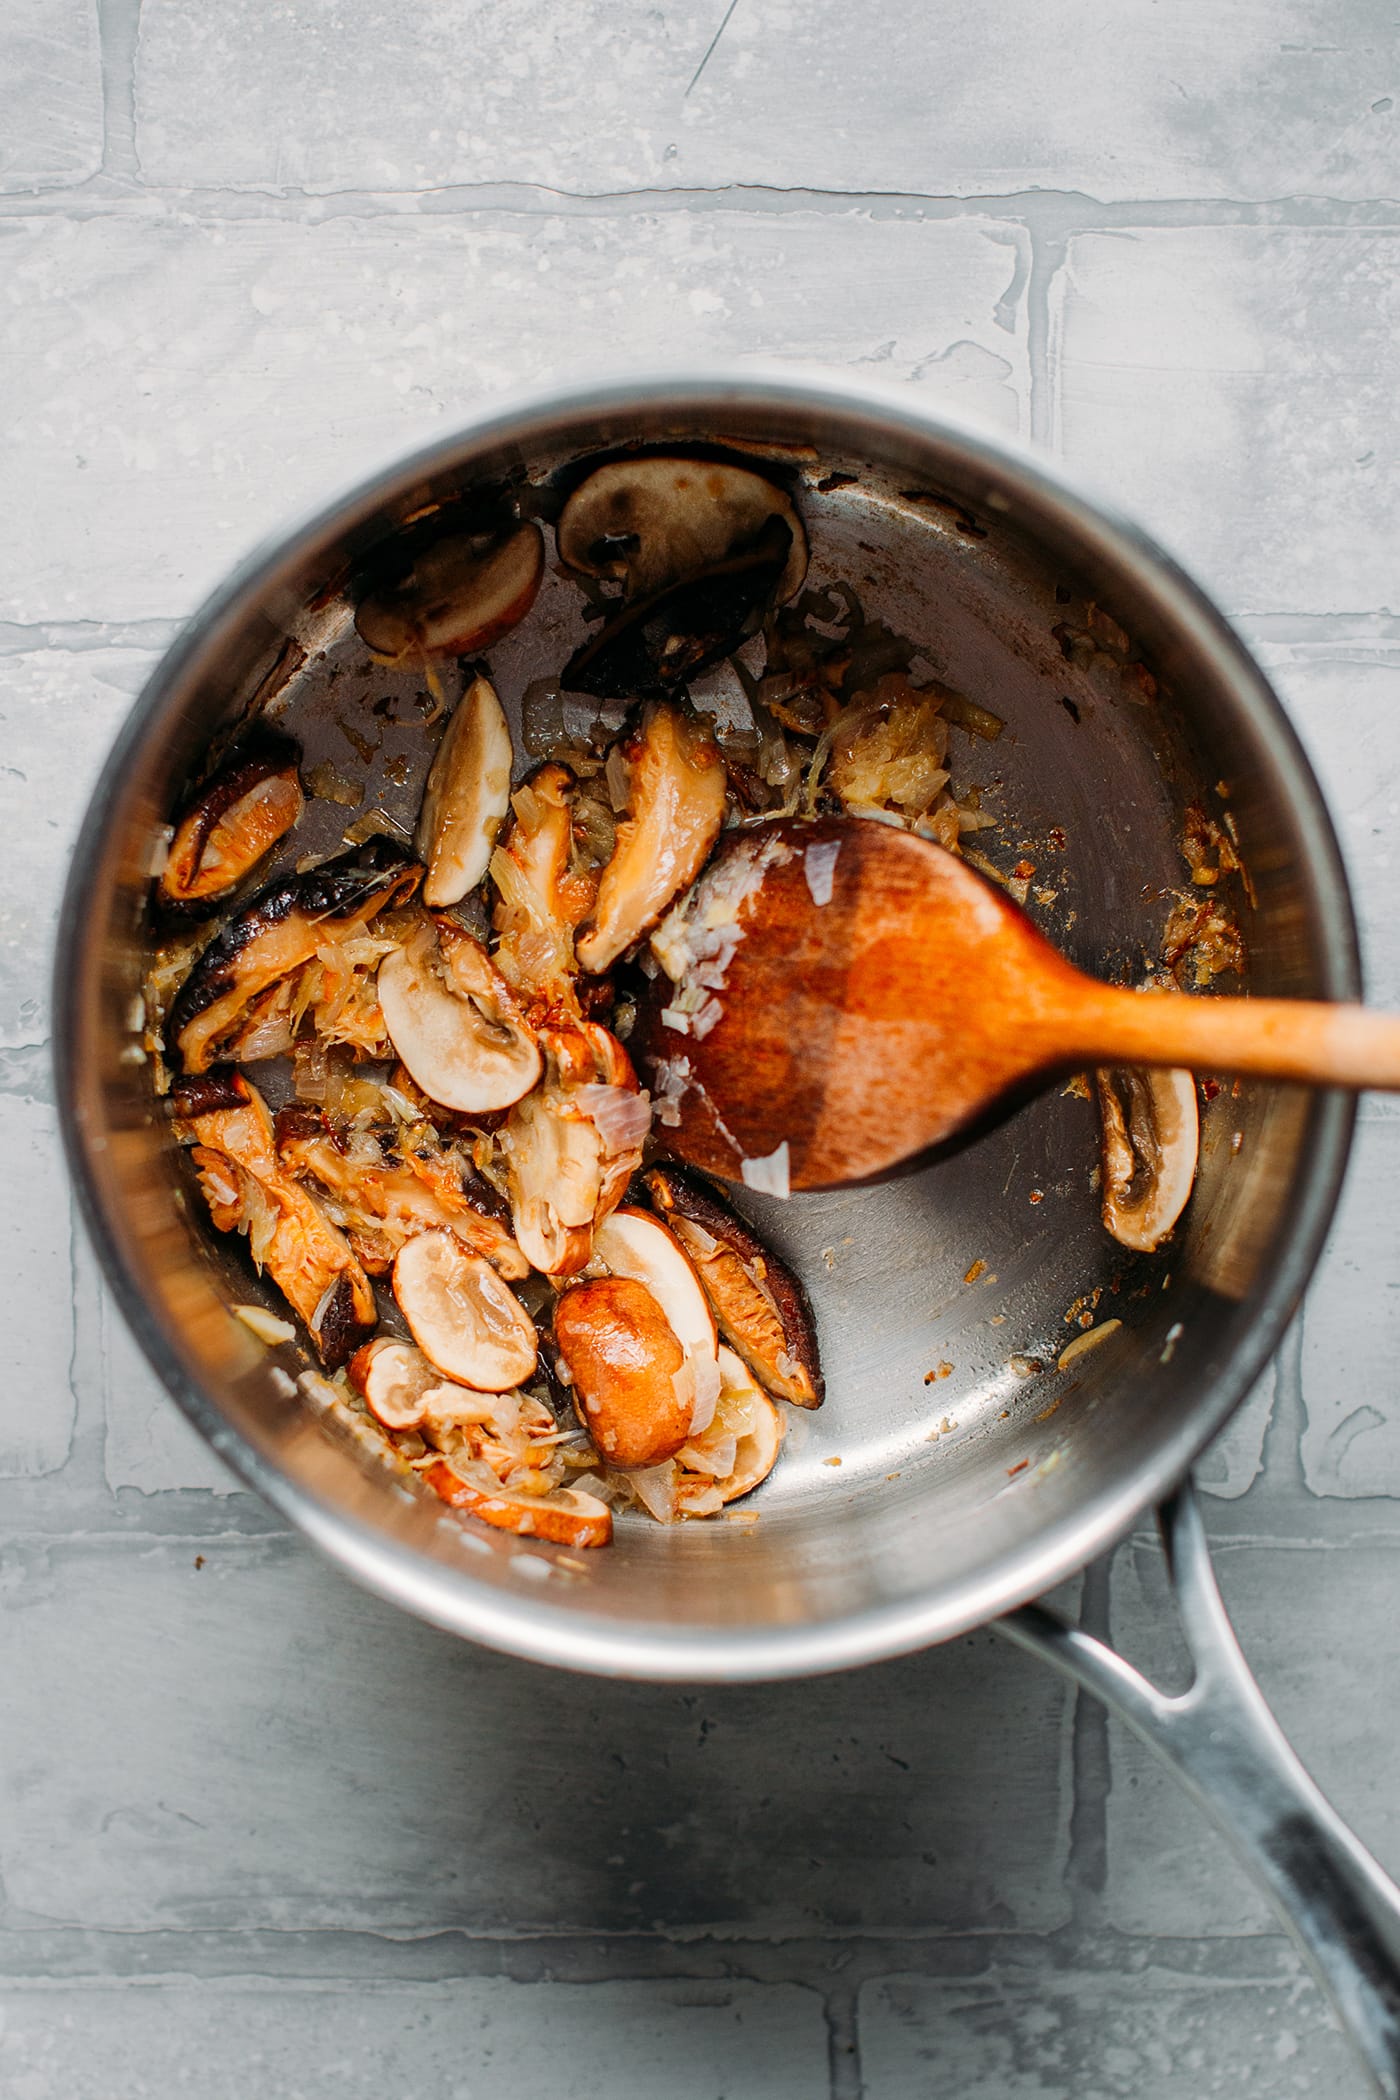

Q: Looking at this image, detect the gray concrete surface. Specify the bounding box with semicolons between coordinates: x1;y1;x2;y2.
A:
4;3;1400;2094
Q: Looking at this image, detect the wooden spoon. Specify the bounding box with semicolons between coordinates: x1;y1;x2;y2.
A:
636;814;1400;1191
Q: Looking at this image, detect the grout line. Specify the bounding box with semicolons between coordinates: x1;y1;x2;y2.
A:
5;177;1400;230
0;1920;1324;1989
825;1982;863;2100
1025;224;1068;453
95;0;142;182
1064;1555;1112;1919
0;620;182;656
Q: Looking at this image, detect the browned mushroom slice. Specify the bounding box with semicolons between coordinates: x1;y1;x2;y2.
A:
378;916;540;1112
173;1070;376;1367
416;675;514;908
498;1086;600;1277
276;1106;529;1279
498;1023;651;1275
574;704;726;974
554;1275;693;1469
1096;1066;1199;1254
169;842;421;1073
675;1347;785;1513
712;1351;785;1502
490;763;598;1016
418;1457;612;1547
393;1228;538;1391
159;736;303;908
644;1163;823;1407
558;456;808;604
354;521;544;662
562;517;795;700
347;1336;503;1431
347;1336;445;1430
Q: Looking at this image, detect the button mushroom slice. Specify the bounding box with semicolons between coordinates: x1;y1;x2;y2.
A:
497;1084;601;1277
378;916;541;1113
347;1336;448;1431
417;1457;613;1548
347;1336;510;1432
1095;1066;1200;1254
554;1274;694;1470
558;455;809;604
676;1347;785;1510
169;843;421;1073
644;1164;823;1407
159;735;304;909
591;1205;718;1361
490;763;599;1016
393;1228;538;1392
562;516;796;701
497;1023;651;1276
415;675;515;908
276;1106;529;1280
172;1070;376;1367
574;703;727;975
354;521;544;663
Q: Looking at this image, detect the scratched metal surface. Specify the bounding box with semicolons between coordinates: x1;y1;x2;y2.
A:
5;1;1400;2093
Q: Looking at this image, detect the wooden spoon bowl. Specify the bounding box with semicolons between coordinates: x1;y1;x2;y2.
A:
636;816;1400;1190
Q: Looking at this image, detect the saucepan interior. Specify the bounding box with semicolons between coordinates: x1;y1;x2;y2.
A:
55;370;1357;1679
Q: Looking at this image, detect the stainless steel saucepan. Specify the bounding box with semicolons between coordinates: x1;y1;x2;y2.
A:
54;368;1400;2093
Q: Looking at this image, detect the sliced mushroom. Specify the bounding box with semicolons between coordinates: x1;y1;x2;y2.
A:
159;736;303;908
355;521;544;662
172;1070;376;1367
348;1335;449;1431
490;762;598;1017
558;456;808;604
169;842;420;1072
562;516;795;700
644;1164;823;1407
554;1274;692;1469
498;1023;651;1275
347;1336;503;1432
1095;1066;1199;1253
575;703;727;974
416;675;514;908
418;1457;613;1548
276;1106;529;1279
591;1206;718;1367
680;1352;789;1503
378;916;540;1112
393;1228;538;1391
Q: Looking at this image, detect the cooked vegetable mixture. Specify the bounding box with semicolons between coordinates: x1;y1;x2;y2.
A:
149;451;1204;1549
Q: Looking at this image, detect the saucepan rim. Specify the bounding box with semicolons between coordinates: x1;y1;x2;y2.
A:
53;363;1359;1680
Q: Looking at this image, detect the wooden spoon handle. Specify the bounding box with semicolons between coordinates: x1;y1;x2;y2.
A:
1067;985;1400;1090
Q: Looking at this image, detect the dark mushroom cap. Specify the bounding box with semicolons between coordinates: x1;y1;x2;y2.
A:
644;1161;824;1408
168;839;420;1068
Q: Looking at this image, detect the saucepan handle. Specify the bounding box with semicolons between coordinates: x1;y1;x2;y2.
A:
998;1484;1400;2099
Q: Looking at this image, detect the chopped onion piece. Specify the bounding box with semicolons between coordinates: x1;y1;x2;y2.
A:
689;1349;721;1435
629;1461;680;1525
678;1433;737;1479
804;839;840;906
573;1082;653;1155
309;1279;340;1334
741;1141;791;1200
234;1304;297;1346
